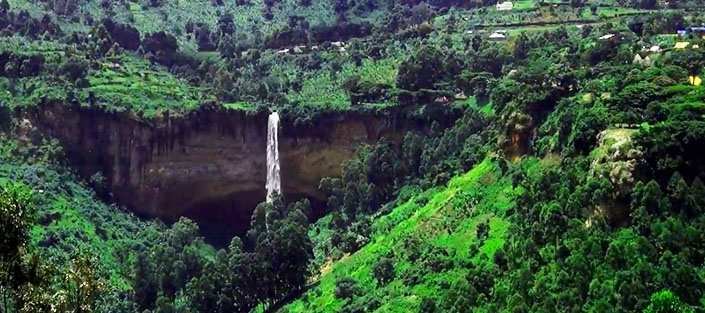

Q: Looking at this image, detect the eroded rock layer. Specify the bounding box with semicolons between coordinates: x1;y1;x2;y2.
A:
20;102;436;238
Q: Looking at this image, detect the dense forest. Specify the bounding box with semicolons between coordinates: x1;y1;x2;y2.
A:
1;0;705;312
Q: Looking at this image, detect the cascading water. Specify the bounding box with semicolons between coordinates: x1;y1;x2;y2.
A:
266;112;281;203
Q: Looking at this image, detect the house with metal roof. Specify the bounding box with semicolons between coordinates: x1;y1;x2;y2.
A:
496;1;514;10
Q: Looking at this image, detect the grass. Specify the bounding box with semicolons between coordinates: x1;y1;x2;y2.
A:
113;0;336;50
355;58;400;87
453;96;495;117
597;7;648;17
513;0;540;11
0;36;67;55
0;41;223;117
286;72;352;110
286;56;402;111
506;24;562;36
76;54;214;117
663;85;705;112
223;101;261;113
286;158;522;312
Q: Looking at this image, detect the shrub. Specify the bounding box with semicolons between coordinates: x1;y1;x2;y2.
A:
372;257;395;285
644;290;694;313
334;277;360;301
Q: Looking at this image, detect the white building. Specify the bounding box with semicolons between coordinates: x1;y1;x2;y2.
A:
489;32;507;40
496;1;513;10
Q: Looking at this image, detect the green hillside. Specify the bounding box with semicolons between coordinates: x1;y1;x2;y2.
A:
289;158;519;312
1;0;705;312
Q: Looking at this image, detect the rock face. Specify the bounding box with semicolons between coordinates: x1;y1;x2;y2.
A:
21;102;431;241
589;128;644;222
280;113;413;202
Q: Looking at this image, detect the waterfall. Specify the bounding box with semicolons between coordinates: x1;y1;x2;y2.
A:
266;112;281;203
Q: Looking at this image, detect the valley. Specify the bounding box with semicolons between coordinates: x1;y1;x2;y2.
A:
1;0;705;312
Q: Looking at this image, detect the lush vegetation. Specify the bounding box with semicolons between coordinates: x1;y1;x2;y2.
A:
2;0;705;312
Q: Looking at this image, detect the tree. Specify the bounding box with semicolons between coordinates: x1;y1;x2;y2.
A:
401;132;426;180
396;45;462;104
372;258;395;285
169;218;200;250
133;252;158;311
155;296;175;313
512;33;531;60
0;184;34;264
632;180;669;216
224;237;260;312
419;297;437;313
643;290;694;313
185;263;219;313
0;184;34;313
640;0;658;9
687;178;705;214
62;256;104;313
334;277;360;301
439;279;477;313
246;198;312;306
213;68;235;102
589;4;598;15
476;221;489;242
149;0;166;7
570;0;584;8
142;32;179;66
254;206;312;301
667;172;688;213
0;0;8;15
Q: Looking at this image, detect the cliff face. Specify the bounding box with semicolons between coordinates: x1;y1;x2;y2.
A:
21;102;430;240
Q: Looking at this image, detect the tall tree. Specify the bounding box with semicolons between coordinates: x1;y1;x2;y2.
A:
62;256;104;313
0;184;35;313
249;198;313;306
667;172;689;213
133;252;158;311
0;0;9;15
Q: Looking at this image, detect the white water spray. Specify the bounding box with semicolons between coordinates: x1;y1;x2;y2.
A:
266;112;281;203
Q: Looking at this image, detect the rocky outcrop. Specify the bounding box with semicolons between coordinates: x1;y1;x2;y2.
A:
22;102;266;221
589;128;644;222
280;112;418;201
20;102;433;240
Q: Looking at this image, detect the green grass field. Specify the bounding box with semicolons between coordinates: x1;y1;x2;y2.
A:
597;7;648;17
76;55;216;117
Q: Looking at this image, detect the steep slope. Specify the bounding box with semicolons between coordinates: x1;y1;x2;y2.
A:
287;158;522;312
0;136;185;310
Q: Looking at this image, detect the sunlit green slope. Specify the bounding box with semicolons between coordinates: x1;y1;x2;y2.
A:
286;158;522;312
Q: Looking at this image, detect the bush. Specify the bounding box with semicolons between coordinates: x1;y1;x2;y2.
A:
644;290;694;313
58;55;88;83
372;257;395;285
334;277;360;301
419;297;437;313
396;45;462;104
